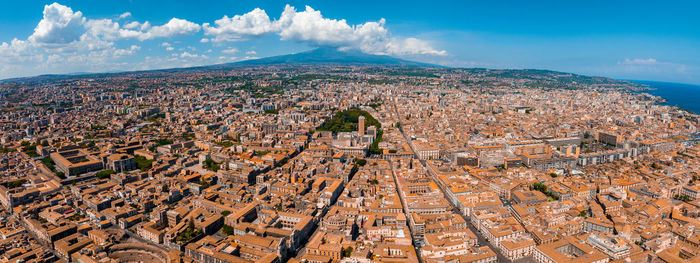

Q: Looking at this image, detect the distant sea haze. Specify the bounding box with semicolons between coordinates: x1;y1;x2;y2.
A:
630;80;700;114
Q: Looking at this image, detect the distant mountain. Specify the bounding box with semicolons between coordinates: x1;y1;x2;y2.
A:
0;47;442;84
2;48;639;87
231;47;441;67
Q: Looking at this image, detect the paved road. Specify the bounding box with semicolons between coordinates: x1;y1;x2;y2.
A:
389;158;424;262
391;100;530;262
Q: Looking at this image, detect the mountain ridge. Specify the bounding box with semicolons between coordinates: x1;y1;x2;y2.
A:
0;48;637;87
0;47;441;83
229;47;442;67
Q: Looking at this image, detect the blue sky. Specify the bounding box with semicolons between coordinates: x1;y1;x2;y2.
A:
1;1;699;84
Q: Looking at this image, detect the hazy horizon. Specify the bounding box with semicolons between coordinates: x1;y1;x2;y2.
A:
1;1;699;84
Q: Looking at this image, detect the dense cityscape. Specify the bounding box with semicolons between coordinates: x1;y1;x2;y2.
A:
0;64;698;263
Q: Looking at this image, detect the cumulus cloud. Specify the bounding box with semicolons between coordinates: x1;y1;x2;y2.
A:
123;21;148;31
24;2;200;44
138;18;200;40
384;38;447;56
0;2;205;79
0;2;446;79
180;51;197;58
203;4;446;56
29;3;86;44
221;47;239;54
114;45;140;56
276;5;359;46
0;39;41;63
20;3;201;45
203;8;274;42
179;51;207;59
85;19;143;41
161;42;174;51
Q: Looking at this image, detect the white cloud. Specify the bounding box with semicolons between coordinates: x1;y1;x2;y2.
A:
114;45;140;57
161;42;174;51
139;21;151;31
180;51;207;59
123;21;144;30
85;19;142;41
620;58;657;65
138;18;200;40
203;5;445;57
123;21;139;29
20;3;200;44
589;58;699;84
275;5;357;46
276;5;445;56
615;58;690;75
203;8;274;42
0;3;206;79
29;3;86;44
221;47;239;54
384;38;447;56
0;39;42;64
0;3;446;79
180;51;197;58
217;55;238;62
53;13;200;42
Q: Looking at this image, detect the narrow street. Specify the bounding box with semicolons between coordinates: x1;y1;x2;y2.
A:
389;158;424;262
391;100;517;262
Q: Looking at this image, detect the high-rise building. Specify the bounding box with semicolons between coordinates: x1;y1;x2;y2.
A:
358;116;365;137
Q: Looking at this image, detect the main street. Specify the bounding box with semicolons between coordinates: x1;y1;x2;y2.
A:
391;100;515;262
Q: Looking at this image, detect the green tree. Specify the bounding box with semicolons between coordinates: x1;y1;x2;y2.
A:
0;147;16;153
344;246;354;258
6;179;26;188
96;170;116;179
317;108;384;155
222;224;234;235
135;155;155;171
203;158;220;172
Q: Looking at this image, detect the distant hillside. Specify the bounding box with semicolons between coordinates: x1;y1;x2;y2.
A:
0;47;441;84
0;48;640;90
231;47;441;67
